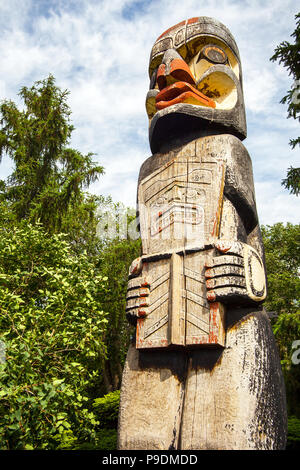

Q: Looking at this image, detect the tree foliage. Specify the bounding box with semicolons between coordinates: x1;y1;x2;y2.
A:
270;12;300;195
0;75;104;231
0;217;108;449
0;188;140;450
262;222;300;315
287;416;300;449
93;199;141;393
99;237;141;393
262;223;300;418
93;390;120;428
282;167;300;197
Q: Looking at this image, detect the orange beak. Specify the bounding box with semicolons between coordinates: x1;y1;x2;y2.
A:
155;57;215;110
156;81;216;110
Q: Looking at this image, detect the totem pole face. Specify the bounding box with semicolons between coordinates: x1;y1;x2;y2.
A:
146;17;247;153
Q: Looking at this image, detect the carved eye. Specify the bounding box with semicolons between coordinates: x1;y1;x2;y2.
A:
197;45;228;65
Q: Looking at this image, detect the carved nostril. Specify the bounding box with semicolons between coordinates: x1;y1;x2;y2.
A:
170;59;195;86
157;49;196;90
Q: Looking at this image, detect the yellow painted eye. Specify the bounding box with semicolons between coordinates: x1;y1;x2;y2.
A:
197;45;228;65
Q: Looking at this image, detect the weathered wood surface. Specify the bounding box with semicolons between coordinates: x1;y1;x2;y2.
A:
118;344;186;450
127;134;266;349
118;15;287;450
180;310;287;450
118;310;287;450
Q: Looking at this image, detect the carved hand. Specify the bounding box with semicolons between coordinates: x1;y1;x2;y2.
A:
205;240;267;305
125;257;150;325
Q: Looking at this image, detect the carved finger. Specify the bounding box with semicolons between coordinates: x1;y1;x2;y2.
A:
127;276;150;292
126;296;150;310
207;286;248;303
205;265;244;278
126;287;150;301
128;257;143;278
126;307;147;326
206;276;246;290
205;255;244;268
215;240;245;256
127;277;141;291
126;273;151;325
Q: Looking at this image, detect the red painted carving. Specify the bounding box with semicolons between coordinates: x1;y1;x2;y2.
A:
156;81;215;110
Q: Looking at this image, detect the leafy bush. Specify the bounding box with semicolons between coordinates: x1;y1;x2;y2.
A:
262;223;300;418
93;390;120;428
0;221;108;449
287;416;300;449
87;390;121;450
94;428;118;450
98;236;140;393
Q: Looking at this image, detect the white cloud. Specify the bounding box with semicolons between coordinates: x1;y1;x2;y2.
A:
0;0;299;226
255;181;299;225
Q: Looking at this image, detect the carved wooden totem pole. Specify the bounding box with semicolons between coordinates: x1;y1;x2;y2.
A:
118;17;287;450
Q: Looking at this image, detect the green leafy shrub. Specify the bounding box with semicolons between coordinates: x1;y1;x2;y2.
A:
262;223;300;418
88;390;120;450
93;390;120;428
287;416;300;449
95;428;118;450
0;221;108;449
75;429;118;450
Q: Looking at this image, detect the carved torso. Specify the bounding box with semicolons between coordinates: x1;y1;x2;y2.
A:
126;134;266;349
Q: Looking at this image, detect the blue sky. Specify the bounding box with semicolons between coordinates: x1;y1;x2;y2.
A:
0;0;299;225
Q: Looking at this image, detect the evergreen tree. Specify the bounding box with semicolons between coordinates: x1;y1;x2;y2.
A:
270;12;300;195
0;75;104;232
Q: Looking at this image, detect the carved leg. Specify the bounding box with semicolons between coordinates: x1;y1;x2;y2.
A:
117;345;187;450
180;310;287;450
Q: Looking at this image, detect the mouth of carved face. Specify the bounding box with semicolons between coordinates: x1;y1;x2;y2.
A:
146;69;237;119
146;69;237;117
155;81;216;110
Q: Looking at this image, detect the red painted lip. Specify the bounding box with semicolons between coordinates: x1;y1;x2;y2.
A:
156;81;215;110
